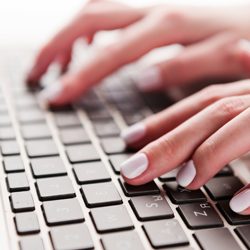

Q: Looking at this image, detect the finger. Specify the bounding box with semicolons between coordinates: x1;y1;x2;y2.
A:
237;39;250;77
176;104;250;189
26;1;149;84
121;80;250;148
230;184;250;215
55;50;72;71
120;94;250;185
135;33;249;92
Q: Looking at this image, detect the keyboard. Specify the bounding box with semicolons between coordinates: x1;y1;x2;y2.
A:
0;46;250;250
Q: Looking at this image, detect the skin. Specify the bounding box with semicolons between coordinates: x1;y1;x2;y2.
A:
26;0;250;214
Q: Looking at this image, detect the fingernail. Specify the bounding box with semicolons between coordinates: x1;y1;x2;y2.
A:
238;39;250;54
229;189;250;213
120;153;148;179
120;123;146;145
134;66;163;92
37;80;62;109
176;160;196;187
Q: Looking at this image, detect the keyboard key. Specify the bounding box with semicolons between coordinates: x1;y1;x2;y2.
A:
73;162;111;184
19;236;44;250
87;107;112;121
122;112;145;126
158;166;182;182
1;141;20;156
36;176;75;201
18;109;45;124
3;156;24;173
93;121;120;137
0;114;12;126
163;182;206;204
130;195;174;221
204;176;244;201
66;144;100;163
143;219;189;248
54;112;81;127
59;127;90;145
101;137;131;155
235;225;250;250
50;224;94;250
177;202;223;229
91;204;134;233
10;191;35;212
81;182;122;208
194;228;241;250
21;124;51;140
119;178;160;197
7;173;29;192
214;165;234;177
101;231;145;250
217;200;250;225
0;127;15;140
15;212;40;235
26;139;59;158
109;153;133;174
43;198;84;226
30;157;67;178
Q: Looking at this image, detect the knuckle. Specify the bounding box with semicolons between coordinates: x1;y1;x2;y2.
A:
156;7;187;25
198;85;224;106
103;44;125;66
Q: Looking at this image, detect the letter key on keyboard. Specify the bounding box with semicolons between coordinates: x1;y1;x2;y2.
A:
59;127;90;145
19;236;44;250
3;156;24;173
235;225;250;250
7;173;29;192
1;141;20;156
10;191;35;212
15;212;40;235
109;154;133;174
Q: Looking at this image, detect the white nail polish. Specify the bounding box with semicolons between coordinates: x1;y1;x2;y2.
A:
120;153;148;179
134;66;163;92
229;189;250;213
37;81;62;109
120;123;146;145
238;39;250;54
176;160;196;187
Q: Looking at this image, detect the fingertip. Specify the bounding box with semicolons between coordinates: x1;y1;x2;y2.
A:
176;160;196;188
120;123;146;145
229;188;250;214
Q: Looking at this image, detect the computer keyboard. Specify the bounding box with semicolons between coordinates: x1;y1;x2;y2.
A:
0;47;250;250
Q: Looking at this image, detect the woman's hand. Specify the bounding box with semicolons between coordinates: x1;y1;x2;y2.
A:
120;79;250;215
27;0;250;106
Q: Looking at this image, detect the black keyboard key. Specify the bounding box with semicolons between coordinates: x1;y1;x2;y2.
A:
101;231;145;250
0;127;15;140
93;121;120;137
50;224;94;250
59;127;90;145
163;182;206;204
66;144;100;163
3;156;24;173
130;195;174;221
1;141;20;156
0;114;12;126
143;219;189;248
215;165;234;177
81;182;122;208
194;228;241;250
109;153;133;174
26;139;59;158
235;225;250;250
36;176;75;201
7;173;29;192
21;124;51;140
30;157;67;178
101;137;131;155
204;176;244;201
119;178;160;197
10;191;35;212
177;202;223;229
18;109;45;124
123;112;145;126
19;236;44;250
217;200;250;225
158;166;182;182
42;198;84;226
90;204;134;233
54;112;81;127
73;162;111;184
15;212;40;235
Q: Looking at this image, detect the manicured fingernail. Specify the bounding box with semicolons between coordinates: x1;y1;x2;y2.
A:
135;66;163;92
37;81;62;109
120;123;146;145
176;160;196;187
238;39;250;54
229;189;250;213
120;153;148;179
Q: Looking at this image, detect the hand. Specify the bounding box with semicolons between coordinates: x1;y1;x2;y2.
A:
27;0;250;106
120;79;250;215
